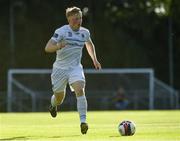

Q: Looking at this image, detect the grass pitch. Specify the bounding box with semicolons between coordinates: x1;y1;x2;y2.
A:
0;110;180;141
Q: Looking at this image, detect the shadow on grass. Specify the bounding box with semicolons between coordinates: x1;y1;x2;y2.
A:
109;135;121;138
0;135;81;140
0;136;29;140
49;134;80;138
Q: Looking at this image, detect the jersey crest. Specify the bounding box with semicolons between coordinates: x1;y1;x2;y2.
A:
53;33;58;38
81;33;85;38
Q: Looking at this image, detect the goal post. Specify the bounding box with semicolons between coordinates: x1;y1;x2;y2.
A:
7;69;51;112
7;68;156;112
84;68;155;110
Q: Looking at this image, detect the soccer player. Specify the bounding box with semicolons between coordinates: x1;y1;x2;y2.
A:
45;6;101;134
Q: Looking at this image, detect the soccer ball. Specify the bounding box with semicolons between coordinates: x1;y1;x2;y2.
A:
118;120;136;136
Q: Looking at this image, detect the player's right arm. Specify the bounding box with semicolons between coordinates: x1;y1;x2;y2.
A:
45;39;65;53
45;28;66;53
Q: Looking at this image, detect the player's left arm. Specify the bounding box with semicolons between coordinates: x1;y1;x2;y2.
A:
85;38;101;70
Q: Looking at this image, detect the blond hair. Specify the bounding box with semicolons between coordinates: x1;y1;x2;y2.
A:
66;7;82;18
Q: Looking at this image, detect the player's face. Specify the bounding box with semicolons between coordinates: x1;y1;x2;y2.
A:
68;13;82;31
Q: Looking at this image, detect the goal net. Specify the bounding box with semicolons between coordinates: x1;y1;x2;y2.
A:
7;68;178;112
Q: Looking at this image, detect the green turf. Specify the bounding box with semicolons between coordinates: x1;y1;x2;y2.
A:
0;110;180;141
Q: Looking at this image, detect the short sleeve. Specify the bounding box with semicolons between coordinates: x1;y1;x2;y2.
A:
51;28;64;43
85;29;91;42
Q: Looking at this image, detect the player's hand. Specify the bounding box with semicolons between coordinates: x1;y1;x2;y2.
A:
57;40;67;49
93;60;101;70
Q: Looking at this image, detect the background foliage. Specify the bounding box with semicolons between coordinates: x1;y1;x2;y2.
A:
0;0;180;91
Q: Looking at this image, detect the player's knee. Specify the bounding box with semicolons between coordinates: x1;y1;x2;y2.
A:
54;92;65;103
71;81;85;96
75;88;85;97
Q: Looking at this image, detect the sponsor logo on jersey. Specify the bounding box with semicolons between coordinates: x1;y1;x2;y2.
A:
68;32;72;37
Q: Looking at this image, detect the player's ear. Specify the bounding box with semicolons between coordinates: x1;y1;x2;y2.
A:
67;17;70;23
